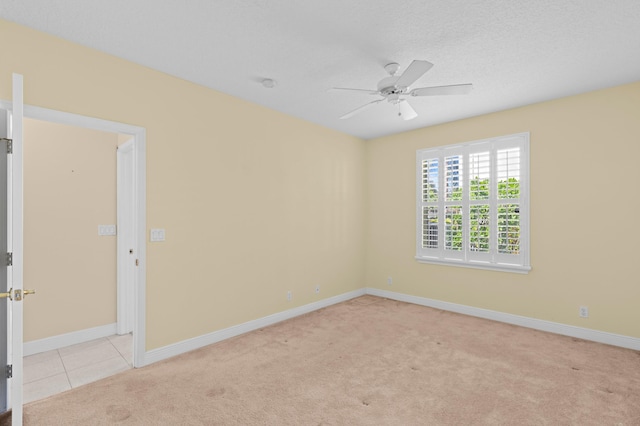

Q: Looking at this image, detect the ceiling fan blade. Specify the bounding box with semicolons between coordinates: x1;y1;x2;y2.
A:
340;99;384;119
330;87;379;95
398;100;418;121
395;60;434;89
410;83;473;96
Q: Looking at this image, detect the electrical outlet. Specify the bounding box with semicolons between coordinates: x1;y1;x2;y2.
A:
387;276;393;286
287;291;292;302
579;306;589;318
315;286;320;294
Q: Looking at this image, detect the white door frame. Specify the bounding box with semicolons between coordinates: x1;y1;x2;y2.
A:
0;100;148;370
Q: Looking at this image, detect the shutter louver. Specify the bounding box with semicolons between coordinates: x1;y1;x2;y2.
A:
498;203;520;254
469;152;490;200
497;147;521;254
445;155;463;201
420;158;439;253
422;158;439;202
445;205;463;251
422;206;438;249
469;205;490;252
497;148;520;199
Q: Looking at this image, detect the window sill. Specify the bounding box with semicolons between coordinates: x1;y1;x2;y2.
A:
415;256;531;274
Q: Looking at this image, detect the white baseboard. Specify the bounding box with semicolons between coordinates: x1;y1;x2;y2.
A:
24;323;118;356
365;288;640;351
142;289;366;366
141;286;639;367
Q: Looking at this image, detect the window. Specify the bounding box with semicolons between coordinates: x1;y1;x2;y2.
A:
416;132;530;273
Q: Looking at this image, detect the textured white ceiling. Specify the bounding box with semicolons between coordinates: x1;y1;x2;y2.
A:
2;1;639;139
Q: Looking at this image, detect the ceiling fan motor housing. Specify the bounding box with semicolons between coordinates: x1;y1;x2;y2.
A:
378;76;407;101
378;62;409;99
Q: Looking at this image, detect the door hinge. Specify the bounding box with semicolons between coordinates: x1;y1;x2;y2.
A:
6;252;12;266
1;137;12;154
6;365;12;379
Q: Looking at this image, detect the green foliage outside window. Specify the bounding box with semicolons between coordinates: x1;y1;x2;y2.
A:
498;177;520;199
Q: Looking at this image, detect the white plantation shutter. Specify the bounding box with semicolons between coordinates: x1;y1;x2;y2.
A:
444;155;462;201
467;150;492;263
444;205;463;253
422;206;438;249
422;158;439;202
416;133;530;273
495;146;523;263
443;154;464;259
469;151;490;200
421;158;439;249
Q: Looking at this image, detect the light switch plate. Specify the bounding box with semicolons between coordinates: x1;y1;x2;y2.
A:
98;225;117;236
150;228;166;242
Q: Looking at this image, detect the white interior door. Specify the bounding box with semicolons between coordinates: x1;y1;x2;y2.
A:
8;72;25;426
0;104;10;417
117;139;135;335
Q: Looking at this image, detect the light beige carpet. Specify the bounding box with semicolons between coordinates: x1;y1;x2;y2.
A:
4;295;640;425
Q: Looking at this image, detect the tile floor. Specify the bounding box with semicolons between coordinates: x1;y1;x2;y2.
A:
23;334;133;404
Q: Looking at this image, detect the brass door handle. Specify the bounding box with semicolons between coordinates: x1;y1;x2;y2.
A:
0;288;36;301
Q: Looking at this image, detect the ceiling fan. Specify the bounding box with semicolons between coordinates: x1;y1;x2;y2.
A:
333;60;473;121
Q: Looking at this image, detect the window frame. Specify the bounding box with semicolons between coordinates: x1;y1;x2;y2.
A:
415;132;531;274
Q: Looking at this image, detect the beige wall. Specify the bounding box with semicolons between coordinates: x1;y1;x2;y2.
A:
1;20;366;350
366;81;640;338
2;18;638;350
23;118;118;341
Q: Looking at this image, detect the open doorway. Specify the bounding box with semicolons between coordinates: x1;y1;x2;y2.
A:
22;118;128;402
15;109;145;402
23;118;125;341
